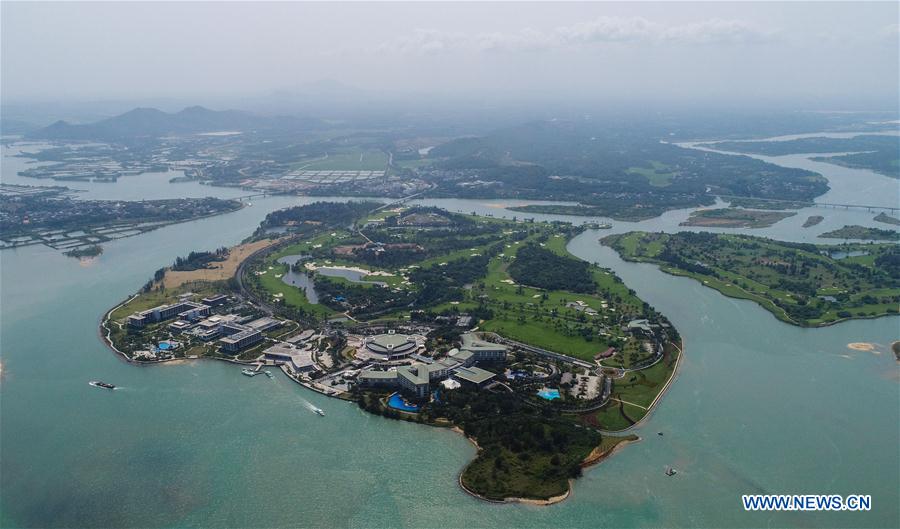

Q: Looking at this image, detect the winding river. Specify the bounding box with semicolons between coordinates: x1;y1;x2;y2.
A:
1;133;897;528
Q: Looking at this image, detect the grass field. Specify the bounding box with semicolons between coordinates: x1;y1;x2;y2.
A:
627;161;675;187
582;344;680;431
296;150;389;171
604;231;900;327
471;233;645;360
109;281;223;322
254;262;335;318
394;158;432;170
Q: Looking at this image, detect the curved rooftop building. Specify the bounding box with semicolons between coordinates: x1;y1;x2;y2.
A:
364;332;418;359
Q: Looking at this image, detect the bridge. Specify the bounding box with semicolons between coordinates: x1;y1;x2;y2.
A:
235;192;275;202
717;195;899;213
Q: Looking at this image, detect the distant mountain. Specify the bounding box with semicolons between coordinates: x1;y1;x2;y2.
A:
28;106;324;140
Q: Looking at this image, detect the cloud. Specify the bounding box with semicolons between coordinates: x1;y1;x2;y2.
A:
659;18;773;45
555;16;660;44
879;23;899;40
375;16;778;55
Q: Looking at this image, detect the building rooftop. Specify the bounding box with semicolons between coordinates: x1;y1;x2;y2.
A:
247;317;281;330
453;366;496;385
264;343;297;357
398;364;430;385
449;349;474;361
365;332;417;355
438;357;461;369
369;333;414;349
359;369;398;380
460;333;507;353
220;329;260;344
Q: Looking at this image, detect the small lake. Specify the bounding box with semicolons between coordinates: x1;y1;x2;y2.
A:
828;249;870;259
276;255;319;304
316;266;387;287
275;255;389;305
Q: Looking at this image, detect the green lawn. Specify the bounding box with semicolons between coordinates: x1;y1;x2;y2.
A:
627;161;676;187
604;231;900;327
470;232;645;361
253;261;336;319
296;150;389;171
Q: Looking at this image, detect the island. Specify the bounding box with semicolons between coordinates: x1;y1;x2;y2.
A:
602;231;900;327
679;208;796;228
802;215;825;228
723;197;813;210
101;201;682;504
873;212;900;226
818;225;900;241
507;204;631;220
63;244;103;259
0;183;243;252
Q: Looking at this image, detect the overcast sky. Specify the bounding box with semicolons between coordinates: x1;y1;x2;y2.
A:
2;2;898;109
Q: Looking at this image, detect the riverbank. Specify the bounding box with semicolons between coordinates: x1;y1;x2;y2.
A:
602;231;900;328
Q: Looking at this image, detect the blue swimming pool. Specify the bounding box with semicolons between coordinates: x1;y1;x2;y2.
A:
387;392;420;412
157;342;172;351
536;388;561;401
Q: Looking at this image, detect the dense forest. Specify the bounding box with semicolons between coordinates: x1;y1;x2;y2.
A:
508;243;596;293
172;247;229;271
407;386;599;501
313;275;414;317
258;200;380;231
409;244;504;306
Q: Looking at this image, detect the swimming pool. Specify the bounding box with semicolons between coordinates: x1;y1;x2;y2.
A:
387;392;420;412
536;388;561;401
506;369;530;380
157;342;172;351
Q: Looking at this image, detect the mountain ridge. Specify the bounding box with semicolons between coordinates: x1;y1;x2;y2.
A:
28;106;323;140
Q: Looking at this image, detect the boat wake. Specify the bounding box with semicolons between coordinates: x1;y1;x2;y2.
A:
297;396;325;416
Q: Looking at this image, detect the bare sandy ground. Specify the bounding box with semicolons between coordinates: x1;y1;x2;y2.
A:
847;342;880;353
163;238;278;288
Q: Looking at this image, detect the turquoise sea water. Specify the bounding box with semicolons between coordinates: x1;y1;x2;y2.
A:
1;136;898;528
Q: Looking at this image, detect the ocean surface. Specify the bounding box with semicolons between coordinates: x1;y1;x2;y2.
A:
1;135;898;528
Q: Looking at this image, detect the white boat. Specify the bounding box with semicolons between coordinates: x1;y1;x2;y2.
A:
313;408;325;417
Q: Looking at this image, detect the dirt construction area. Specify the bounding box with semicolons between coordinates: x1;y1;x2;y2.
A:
163;238;279;288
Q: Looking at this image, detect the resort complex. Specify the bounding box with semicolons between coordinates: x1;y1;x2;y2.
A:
102;202;682;504
357;333;505;398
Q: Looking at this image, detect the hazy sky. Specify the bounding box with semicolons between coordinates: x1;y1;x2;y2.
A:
2;2;898;109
